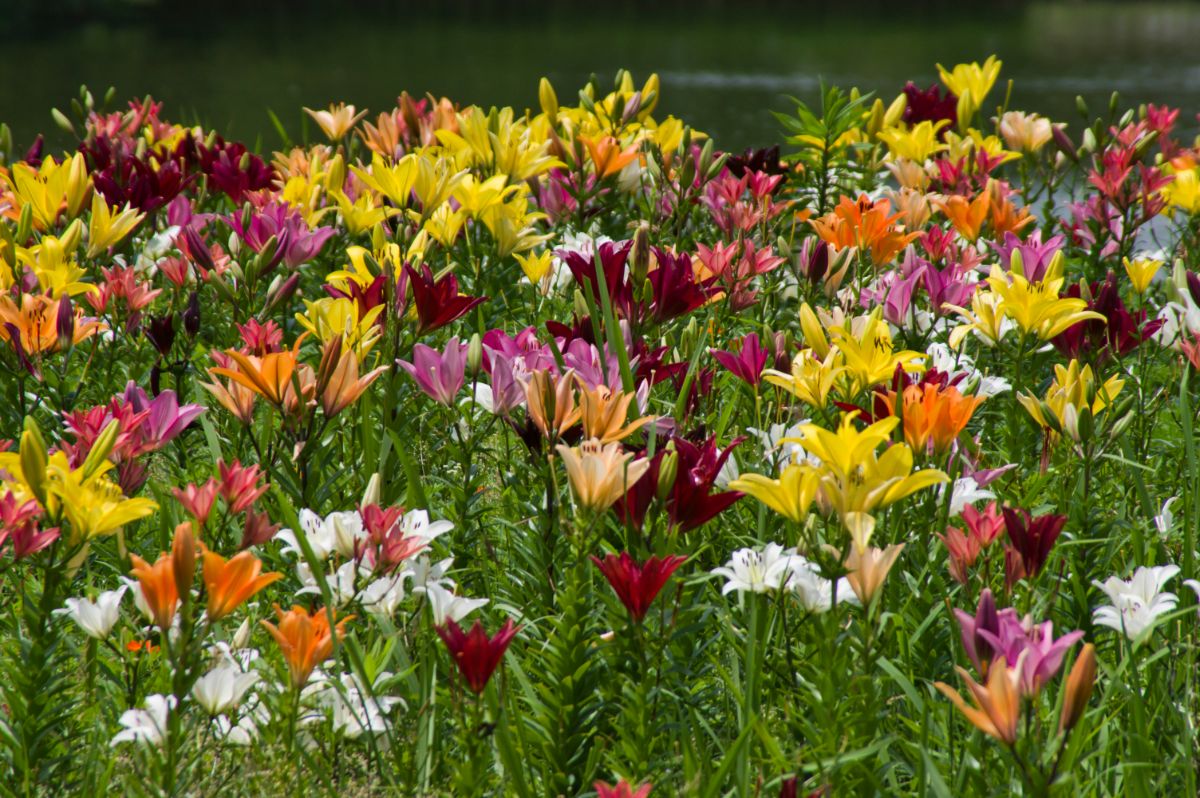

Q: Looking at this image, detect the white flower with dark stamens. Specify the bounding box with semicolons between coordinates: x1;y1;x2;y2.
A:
1092;565;1180;640
712;543;797;595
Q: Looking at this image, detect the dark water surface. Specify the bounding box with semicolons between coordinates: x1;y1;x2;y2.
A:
4;2;1200;152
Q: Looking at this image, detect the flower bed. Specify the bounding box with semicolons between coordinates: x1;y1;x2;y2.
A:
0;59;1197;796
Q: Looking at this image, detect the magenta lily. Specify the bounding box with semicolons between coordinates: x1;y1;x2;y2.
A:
710;333;767;387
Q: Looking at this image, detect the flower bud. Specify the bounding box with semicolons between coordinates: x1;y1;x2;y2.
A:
183;291;201;338
467;333;483;376
232;617;252;649
361;473;381;508
656;449;679;502
538;77;559;119
56;293;74;352
19;417;49;505
1059;643;1096;733
172;522;196;596
631;222;651;287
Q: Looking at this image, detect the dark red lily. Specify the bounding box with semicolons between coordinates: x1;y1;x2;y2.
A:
1052;272;1163;362
437;618;519;694
558;240;634;318
615;435;743;533
646;247;718;323
405;263;487;336
1002;508;1066;582
591;552;687;622
902;82;957;131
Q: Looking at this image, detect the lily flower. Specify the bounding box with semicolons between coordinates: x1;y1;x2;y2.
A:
1092;564;1180;640
56;586;127;639
261;604;352;688
556;438;650;512
711;543;797;595
525;368;582;440
580;134;640;178
397;337;468;405
936;654;1022;746
304;102;368;141
208;337;306;408
889;383;984;456
729;463;819;524
201;548;282;621
591;552;687;622
436;617;520;694
404;263;487;335
594;780;652;798
86;194;144;258
577;381;654;443
710;333;768;387
843;544;904;605
192;663;260;716
1002;508;1066;582
129;551;180;631
111;695;175;748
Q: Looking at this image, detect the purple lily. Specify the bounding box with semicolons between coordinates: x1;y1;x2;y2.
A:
226;201;335;269
397;337;468;405
991;230;1064;282
976;613;1084;695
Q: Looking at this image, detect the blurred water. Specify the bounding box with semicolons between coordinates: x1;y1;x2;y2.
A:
3;1;1200;152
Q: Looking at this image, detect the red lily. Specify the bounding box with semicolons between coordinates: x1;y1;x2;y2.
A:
437;618;520;694
591;553;688;622
1002;508;1066;582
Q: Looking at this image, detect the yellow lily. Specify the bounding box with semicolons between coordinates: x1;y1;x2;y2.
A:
1017;359;1125;443
728;463;820;523
332;190;400;237
86;194;145;258
295;297;383;357
937;56;1001;122
984;257;1104;341
514;249;554;288
877;120;949;162
829;312;925;395
1123;256;1163;295
352;152;419;209
762;349;843;409
16;226;94;297
423;203;468;248
6;153;91;231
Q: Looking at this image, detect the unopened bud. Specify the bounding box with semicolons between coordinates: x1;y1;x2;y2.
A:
656;450;679;502
631;222;651;287
538;77;559;119
183;291;201;338
56;293;74;352
467;333;483;375
1059;643;1096;733
172;522;196;596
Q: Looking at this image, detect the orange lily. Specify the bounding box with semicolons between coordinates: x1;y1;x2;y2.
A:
889;383;984;456
577;380;654;443
129;552;180;630
0;294;103;354
316;338;387;418
525;368;582;439
201;352;258;424
936;655;1023;746
988;184;1035;237
809;195;920;266
209;335;308;408
935;190;991;242
261;604;352;688
201;548;282;621
580;134;640;178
